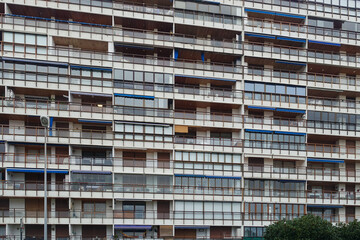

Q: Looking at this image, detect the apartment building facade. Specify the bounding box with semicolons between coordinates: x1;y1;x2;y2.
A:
0;0;359;239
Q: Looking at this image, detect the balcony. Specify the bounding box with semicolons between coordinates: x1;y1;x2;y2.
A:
244;41;360;67
245;67;360;91
1;14;240;54
1;44;240;76
245;17;360;42
245;0;360;18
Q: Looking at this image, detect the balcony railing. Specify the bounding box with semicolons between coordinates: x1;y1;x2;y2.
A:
245;17;360;41
244;41;360;65
0;208;353;224
245;0;360;17
1;153;359;180
1;44;239;74
0;125;243;148
1;14;239;51
2;180;360;202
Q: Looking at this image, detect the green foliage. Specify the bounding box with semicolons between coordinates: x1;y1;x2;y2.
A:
337;219;360;240
264;214;339;240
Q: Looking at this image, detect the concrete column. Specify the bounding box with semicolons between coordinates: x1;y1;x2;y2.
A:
356;97;360;110
355;206;360;219
338;207;346;223
51;173;56;191
51;198;56;218
264;110;273;126
196;107;207;121
338;183;346;200
50;147;56;164
264;158;273;173
199;83;209;97
51;225;56;240
4;3;11;14
232;107;241;125
264;64;273;78
337;139;346;155
338;95;347;109
147;152;156;169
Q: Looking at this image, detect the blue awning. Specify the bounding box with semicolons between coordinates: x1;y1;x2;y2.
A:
308;40;341;47
276;108;306;114
49;117;54;137
245;129;273;134
70;65;112;72
248;106;276;111
114;93;155;99
174;174;206;178
7;168;68;174
277;36;306;43
174;49;178;60
114;225;152;230
308;205;343;209
245;33;276;39
72;171;112;175
78;119;112;124
244;8;305;19
274;131;306;136
175;74;236;82
307;158;344;164
275;60;307;66
2;57;68;67
175;226;210;229
206;176;241;179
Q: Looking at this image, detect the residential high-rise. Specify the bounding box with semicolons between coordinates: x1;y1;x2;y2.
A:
0;0;358;239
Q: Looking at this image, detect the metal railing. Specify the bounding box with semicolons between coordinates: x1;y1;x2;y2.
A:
0;125;243;147
244;41;360;65
245;17;360;41
0;208;354;223
245;0;360;18
1;14;240;51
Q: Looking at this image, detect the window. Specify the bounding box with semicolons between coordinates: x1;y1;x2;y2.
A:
244;227;265;238
115;122;173;141
71;66;112;79
4;32;47;54
83;202;106;218
123;202;146;219
71;173;112;184
174;201;241;220
114;69;173;91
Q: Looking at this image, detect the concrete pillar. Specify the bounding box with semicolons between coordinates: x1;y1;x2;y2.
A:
51;173;56;191
355;206;360;219
51;225;56;240
356;97;360;110
338;95;347;109
264;110;273;126
147;152;155;169
338;207;346;222
264;64;273;78
232;107;241;125
196;107;207;121
4;3;11;14
51;198;56;218
337;139;346;155
264;158;273;173
338;183;346;199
